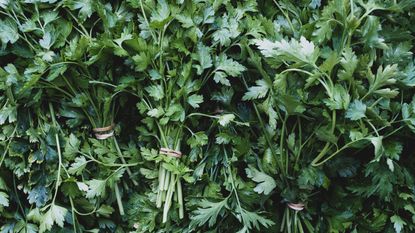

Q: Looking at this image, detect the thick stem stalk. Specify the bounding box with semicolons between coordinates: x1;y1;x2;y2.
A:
177;179;184;219
114;184;125;216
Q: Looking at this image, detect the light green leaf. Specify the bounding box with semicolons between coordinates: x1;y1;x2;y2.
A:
339;48;358;81
150;0;171;28
213;71;230;86
190;198;228;227
255;36;318;64
0;0;9;9
86;179;106;198
192;43;212;75
68;156;88;175
64;0;94;20
97;205;114;217
114;27;133;47
245;166;276;195
215;54;246;77
0;191;9;207
218;114;235;126
0;105;17;125
175;14;194;28
147;107;164;118
361;16;387;49
323;84;350;110
369;136;384;162
188;94;204;108
0;19;19;46
187;131;208;147
39;31;53;49
39;204;67;233
243;79;270;100
239;208;275;230
145;85;164;100
346;100;366;120
390;215;406;233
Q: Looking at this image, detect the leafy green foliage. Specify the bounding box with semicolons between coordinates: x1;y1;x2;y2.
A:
0;0;414;232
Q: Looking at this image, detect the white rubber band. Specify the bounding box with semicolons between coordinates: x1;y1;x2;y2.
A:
287;203;305;211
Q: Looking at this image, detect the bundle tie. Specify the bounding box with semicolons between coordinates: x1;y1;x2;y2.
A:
159;147;182;158
287;202;305;211
93;123;115;140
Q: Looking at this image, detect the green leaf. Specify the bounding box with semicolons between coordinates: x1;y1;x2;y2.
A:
298;166;329;189
145;85;164;100
323;84;350;110
86;179;106;198
369;65;398;94
338;48;358;81
0;191;9;207
215;54;246;77
64;0;94;21
384;141;402;160
63;133;80;158
312;1;336;43
190;198;228;227
0;105;17;125
147;107;164;118
346;100;366;120
132;52;150;71
369;136;384;162
39;31;53;49
211;14;240;46
39;204;68;233
309;0;321;9
187;131;208;147
187;94;204;108
239;208;275;230
114;27;133;47
255;36;318;64
28;186;48;207
245;166;276;195
243;79;270;100
68;156;88;175
47;64;67;81
213;71;230;86
192;43;212;75
0;19;19;47
361;16;387;49
218;114;235;126
390;215;406;233
175;14;194;28
0;0;9;9
212;55;245;86
96;204;115;217
401;62;415;87
149;0;171;28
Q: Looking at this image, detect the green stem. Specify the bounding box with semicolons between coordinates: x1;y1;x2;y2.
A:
311;110;336;166
113;137;138;186
177;179;184;219
114;184;125;216
0;126;17;168
162;173;176;223
49;103;62;205
163;170;170;191
312;125;404;166
224;148;244;221
69;198;77;233
280;115;287;175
